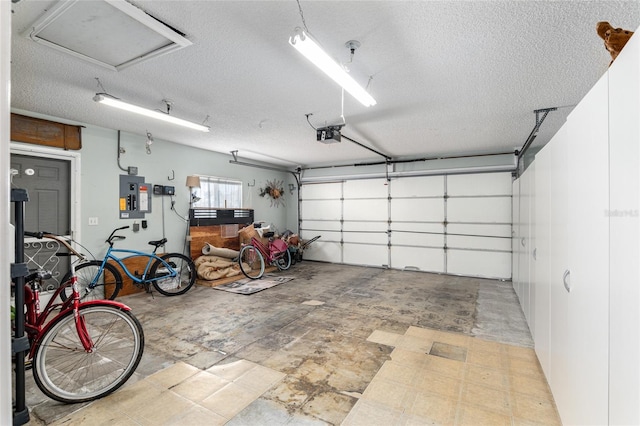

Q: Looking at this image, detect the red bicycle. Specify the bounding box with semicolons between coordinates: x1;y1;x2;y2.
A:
13;232;144;403
238;236;291;279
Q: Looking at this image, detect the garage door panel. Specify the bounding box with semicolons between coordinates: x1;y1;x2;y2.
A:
344;199;388;221
344;179;388;198
447;235;512;251
390;247;445;272
344;243;387;266
301;200;341;220
303;241;341;263
447;223;512;238
301;182;342;199
390;176;444;197
343;221;387;232
300;172;512;279
343;232;388;244
447;173;512;196
301;220;341;232
391;222;443;233
447;197;511;223
447;249;511;279
391;198;444;221
302;230;340;243
391;232;444;247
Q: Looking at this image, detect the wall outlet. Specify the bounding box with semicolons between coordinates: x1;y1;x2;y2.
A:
88;217;99;226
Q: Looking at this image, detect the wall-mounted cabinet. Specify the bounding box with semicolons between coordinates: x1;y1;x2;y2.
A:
608;27;640;425
513;28;640;425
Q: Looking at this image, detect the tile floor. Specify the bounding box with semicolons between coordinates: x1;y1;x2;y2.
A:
345;326;560;425
18;262;560;425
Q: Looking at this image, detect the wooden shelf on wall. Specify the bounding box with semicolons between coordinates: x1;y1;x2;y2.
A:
11;113;82;150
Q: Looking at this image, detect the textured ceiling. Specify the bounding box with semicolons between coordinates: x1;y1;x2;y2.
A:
10;1;640;168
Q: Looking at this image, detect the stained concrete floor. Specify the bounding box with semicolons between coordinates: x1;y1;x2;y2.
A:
20;261;540;425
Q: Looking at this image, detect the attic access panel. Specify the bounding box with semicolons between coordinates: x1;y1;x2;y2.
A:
23;0;192;71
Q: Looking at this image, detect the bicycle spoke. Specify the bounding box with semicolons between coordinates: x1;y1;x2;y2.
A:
33;306;144;403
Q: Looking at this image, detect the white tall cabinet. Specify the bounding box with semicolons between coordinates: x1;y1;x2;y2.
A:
608;29;640;425
512;163;534;329
513;29;640;425
563;72;609;425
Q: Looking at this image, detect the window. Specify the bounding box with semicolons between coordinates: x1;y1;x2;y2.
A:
192;176;242;208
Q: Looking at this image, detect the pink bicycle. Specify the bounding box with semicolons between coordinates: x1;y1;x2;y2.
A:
238;236;291;279
14;232;144;403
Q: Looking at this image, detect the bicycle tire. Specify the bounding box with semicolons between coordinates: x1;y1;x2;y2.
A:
61;261;123;302
239;245;265;279
149;253;196;296
32;305;144;403
275;248;292;271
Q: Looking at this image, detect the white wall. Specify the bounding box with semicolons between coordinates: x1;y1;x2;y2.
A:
10;113;291;258
1;2;12;424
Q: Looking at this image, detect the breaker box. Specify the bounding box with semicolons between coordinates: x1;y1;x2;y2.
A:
119;175;151;219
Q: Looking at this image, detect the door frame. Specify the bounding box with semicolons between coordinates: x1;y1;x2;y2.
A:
10;142;81;243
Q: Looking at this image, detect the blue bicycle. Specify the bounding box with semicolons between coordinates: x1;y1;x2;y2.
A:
61;226;196;301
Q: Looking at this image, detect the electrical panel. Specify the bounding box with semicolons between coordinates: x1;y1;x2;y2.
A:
119;175;151;219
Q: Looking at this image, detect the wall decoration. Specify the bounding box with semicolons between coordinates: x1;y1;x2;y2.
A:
259;179;285;207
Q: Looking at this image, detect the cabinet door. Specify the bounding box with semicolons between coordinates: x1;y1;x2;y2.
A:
563;72;610;425
519;164;534;328
608;29;640;425
512;178;520;299
533;143;552;381
546;125;570;408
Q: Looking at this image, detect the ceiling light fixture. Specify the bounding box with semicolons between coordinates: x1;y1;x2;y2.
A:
93;93;210;132
289;27;376;107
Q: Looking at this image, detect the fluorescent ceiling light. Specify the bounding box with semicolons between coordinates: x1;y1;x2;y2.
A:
93;94;210;132
289;28;376;107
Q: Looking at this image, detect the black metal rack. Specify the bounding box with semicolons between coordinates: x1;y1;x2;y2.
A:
188;208;254;226
11;188;30;426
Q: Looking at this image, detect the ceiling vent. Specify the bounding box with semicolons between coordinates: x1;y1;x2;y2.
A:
22;0;192;71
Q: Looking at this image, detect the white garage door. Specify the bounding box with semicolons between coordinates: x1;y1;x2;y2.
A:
300;172;512;279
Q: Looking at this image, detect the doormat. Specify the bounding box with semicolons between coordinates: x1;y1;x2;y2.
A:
213;275;295;295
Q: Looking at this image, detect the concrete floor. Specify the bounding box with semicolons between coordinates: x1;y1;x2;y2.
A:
20;261;551;425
